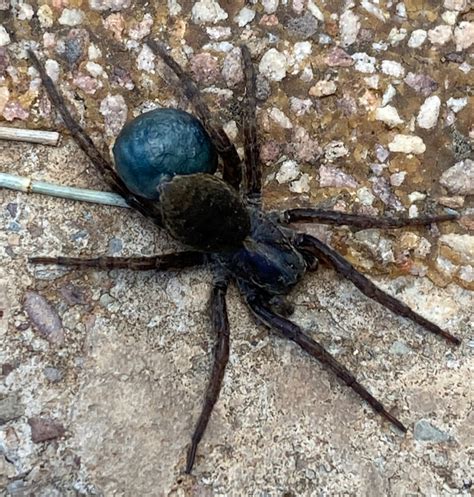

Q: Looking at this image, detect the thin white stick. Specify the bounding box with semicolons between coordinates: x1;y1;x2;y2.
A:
0;127;60;146
0;172;129;208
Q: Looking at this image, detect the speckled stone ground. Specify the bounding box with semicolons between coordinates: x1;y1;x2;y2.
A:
0;1;473;496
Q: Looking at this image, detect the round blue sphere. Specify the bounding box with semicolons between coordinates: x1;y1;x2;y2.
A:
113;108;218;200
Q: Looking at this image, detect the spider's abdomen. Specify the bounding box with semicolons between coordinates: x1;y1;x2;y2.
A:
113;108;218;199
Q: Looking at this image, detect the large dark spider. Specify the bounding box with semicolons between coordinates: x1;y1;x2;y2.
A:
27;41;461;474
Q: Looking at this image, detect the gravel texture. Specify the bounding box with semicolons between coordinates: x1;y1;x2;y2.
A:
0;1;473;496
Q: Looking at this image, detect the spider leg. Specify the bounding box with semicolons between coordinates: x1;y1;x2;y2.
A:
29;252;205;271
295;233;461;345
27;49;162;223
281;209;458;229
240;45;261;206
186;276;230;474
146;39;243;191
245;295;407;432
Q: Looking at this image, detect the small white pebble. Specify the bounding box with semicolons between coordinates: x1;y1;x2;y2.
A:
417;95;441;129
223;120;238;141
388;27;407;45
0;25;11;46
408;191;427;202
390;171;406;186
339;9;360;47
45;59;60;82
307;0;324;21
408;204;419;218
428;25;452;45
136;44;155;72
443;0;467;11
361;0;386;22
262;0;279;14
309;80;337;97
396;2;407;18
352;52;376;73
324;141;349;162
357;187;375;206
381;60;405;78
375;105;403;128
408;29;427;48
454;21;474;51
382;84;396;106
191;0;228;25
88;44;102;60
206;26;231;40
388;135;426;154
290;173;311;193
269;107;293;129
441;10;458;25
276;160;300;184
259;48;287;81
18;3;34;20
365;75;380;89
37;5;54;28
446;97;468;113
86;61;104;78
58;8;85;26
234;6;255;27
289;97;313;116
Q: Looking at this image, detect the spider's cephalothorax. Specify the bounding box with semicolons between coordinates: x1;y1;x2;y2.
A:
26;42;462;476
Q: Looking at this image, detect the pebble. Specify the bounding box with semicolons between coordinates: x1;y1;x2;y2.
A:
168;0;181;16
375;105;403;128
287;13;318;40
190;52;220;85
324;47;354;67
2;101;29;121
404;72;438;97
206;26;231;40
381;60;405;78
86;61;104;78
234;6;255;27
89;0;131;10
352;52;376;73
381;84;396;106
361;0;386;21
440;159;474;195
319;165;358;188
191;0;228;24
307;0;324;21
454;22;474;51
371;177;404;211
18;2;33;20
439;234;474;265
99;94;127;136
324;141;349;162
290;126;321;163
104;13;125;40
58;8;84;26
414;420;450;443
442;11;458;25
339;10;360;47
37;5;53;27
357;187;375;206
446;97;468;113
28;417;65;443
416;95;441;129
269;107;293;128
259;48;287;81
262;0;279;14
222;47;243;87
45;59;60;82
73;73;100;94
390;171;406;186
375;144;389;162
23;291;65;345
309;80;337;97
289;97;312;116
289;173;311;193
0;393;24;424
43;367;64;383
427;25;452;45
388;134;426;154
0;25;10;46
136;44;155;72
388;27;407;46
276;160;300;183
444;0;467;10
408;29;427;48
128;13;153;40
260;140;280;164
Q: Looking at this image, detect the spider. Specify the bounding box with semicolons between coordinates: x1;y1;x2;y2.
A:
25;41;461;475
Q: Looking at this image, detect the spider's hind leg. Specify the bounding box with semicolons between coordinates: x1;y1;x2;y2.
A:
185;275;230;474
245;294;407;432
296;233;461;345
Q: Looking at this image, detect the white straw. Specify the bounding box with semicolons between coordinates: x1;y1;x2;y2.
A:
0;127;60;146
0;172;129;208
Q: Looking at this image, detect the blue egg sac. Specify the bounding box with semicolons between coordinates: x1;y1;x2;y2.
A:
113;108;218;200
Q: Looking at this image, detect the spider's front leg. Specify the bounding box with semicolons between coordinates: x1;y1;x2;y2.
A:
245;294;407;432
186;275;230;474
29;252;205;271
280;208;459;229
296;234;461;345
